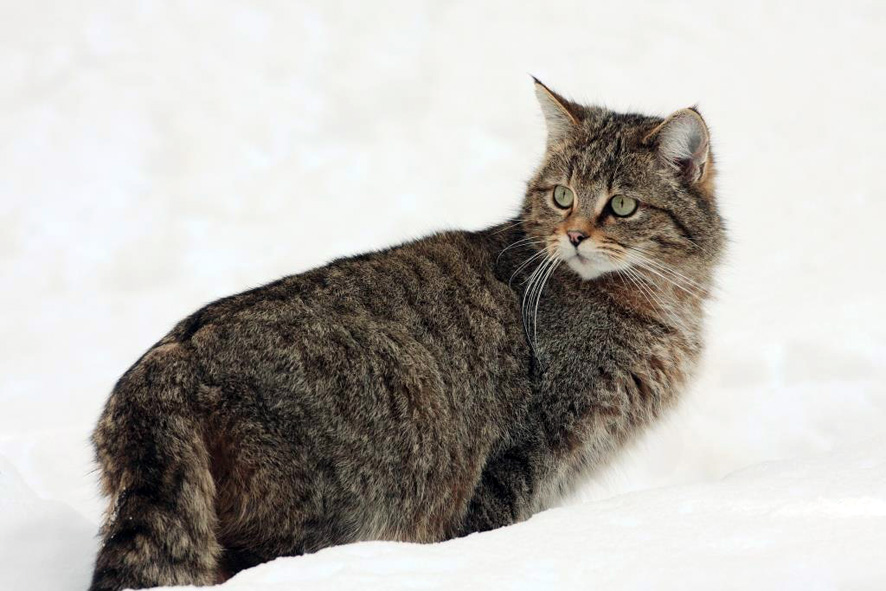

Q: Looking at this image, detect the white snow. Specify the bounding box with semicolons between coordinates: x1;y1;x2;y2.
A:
218;449;886;591
1;1;884;589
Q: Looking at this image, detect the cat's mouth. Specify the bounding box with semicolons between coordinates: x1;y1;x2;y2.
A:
563;250;608;280
557;239;622;281
563;243;606;265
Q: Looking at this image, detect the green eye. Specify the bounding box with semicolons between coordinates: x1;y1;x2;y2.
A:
610;195;638;217
553;185;574;209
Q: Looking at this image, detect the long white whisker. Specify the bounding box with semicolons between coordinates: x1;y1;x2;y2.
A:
623;266;693;334
521;254;557;358
510;249;549;286
532;257;560;352
627;247;708;292
623;252;705;298
522;256;552;324
681;235;715;257
497;237;545;264
618;268;657;312
521;261;547;357
491;219;527;235
624;267;669;312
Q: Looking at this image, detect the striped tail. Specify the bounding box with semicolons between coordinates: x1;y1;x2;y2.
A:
89;343;221;591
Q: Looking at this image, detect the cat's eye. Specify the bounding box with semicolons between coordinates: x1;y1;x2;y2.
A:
553;185;574;209
609;195;638;217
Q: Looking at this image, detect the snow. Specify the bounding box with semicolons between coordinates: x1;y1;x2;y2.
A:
219;449;886;591
5;449;885;591
0;457;97;591
1;0;884;589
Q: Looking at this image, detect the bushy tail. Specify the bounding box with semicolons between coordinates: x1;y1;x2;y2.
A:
89;343;221;591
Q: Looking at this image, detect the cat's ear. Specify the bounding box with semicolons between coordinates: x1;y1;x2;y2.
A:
646;108;711;185
533;77;581;145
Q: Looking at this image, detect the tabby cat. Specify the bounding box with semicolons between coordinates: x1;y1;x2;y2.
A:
88;79;725;590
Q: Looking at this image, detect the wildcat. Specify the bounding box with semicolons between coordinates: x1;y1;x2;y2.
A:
88;79;725;590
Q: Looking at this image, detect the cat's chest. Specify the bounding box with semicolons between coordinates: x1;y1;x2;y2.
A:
531;289;699;437
527;304;699;512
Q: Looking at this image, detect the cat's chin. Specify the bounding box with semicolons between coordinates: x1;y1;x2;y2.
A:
564;254;618;281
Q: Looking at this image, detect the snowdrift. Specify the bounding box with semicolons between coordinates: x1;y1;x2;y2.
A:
2;447;884;590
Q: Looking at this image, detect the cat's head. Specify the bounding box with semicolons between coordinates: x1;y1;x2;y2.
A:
521;79;725;285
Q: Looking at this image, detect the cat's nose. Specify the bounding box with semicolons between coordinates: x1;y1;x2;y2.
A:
567;230;588;247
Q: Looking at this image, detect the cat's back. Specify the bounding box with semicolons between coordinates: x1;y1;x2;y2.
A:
166;229;517;358
124;228;530;433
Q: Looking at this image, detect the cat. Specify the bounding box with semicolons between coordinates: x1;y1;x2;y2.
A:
88;79;725;591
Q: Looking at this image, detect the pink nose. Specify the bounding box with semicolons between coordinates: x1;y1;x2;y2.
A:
567;231;587;247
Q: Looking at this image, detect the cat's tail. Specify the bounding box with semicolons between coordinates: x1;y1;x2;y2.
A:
88;342;221;591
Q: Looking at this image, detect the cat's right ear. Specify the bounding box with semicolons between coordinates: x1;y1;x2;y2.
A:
533;77;581;146
645;108;712;186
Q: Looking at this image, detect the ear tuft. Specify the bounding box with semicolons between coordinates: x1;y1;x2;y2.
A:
533;77;581;146
648;108;711;184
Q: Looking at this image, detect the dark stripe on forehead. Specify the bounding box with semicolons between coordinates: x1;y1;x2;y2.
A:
576;121;625;186
606;135;625;192
567;152;581;180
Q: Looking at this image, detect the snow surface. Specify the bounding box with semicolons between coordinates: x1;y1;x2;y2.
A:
1;1;884;589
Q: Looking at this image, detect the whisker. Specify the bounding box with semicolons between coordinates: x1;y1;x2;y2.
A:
682;235;715;257
623;266;693;334
623;252;706;298
491;219;527;235
624;267;669;312
497;236;545;264
520;254;560;359
618;268;657;312
531;257;561;352
521;256;552;358
627;247;708;291
510;249;549;286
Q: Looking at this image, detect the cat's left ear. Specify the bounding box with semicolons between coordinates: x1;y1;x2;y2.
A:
533;77;582;146
646;108;711;185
